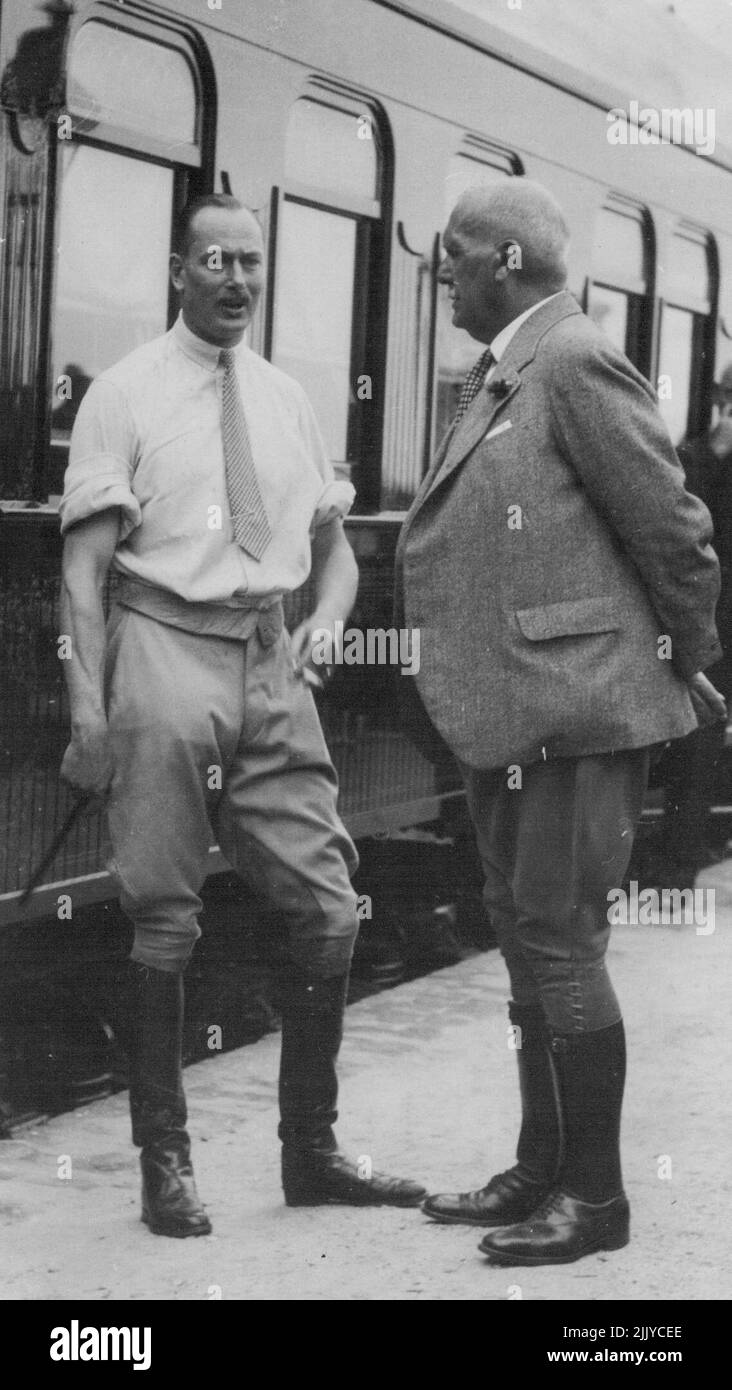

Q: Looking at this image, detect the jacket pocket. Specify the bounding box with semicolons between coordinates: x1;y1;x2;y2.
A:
515;596;622;641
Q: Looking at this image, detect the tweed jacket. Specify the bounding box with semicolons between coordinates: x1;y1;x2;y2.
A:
396;291;722;770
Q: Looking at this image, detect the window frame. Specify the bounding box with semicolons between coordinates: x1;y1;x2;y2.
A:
43;5;214;496
452;135;522;181
267;84;392;514
587;196;655;377
65;10;205;165
658;222;718;442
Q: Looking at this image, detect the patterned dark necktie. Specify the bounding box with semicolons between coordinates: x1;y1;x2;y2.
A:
454;348;495;423
220;348;272;560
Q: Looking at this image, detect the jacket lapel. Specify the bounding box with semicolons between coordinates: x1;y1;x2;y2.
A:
415;291;582;509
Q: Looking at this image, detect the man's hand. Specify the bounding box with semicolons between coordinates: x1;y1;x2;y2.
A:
291;518;357;689
688;671;727;726
60;718;114;807
289;609;342;690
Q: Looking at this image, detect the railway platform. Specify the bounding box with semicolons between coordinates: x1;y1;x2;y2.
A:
0;858;730;1303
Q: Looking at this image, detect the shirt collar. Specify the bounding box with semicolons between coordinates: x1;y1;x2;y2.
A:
173;311;239;373
490;293;562;364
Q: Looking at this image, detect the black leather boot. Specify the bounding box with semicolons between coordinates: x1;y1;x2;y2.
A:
279;972;427;1207
423;1001;561;1226
128;963;211;1238
479;1020;629;1264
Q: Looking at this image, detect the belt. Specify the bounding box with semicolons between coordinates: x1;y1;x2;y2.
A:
114;575;285;646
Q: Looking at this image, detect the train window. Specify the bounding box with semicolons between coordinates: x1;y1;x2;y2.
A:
272;93;388;506
657;228;716;445
435;153;515;445
274;202;357;462
67;20;197;147
49;17;204;479
51;146;174;434
284;98;377;202
666;233;712;311
588;287;628;354
657;306;696;446
588;201;652;372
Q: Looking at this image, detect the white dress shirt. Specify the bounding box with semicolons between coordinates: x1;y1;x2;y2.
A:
60;313;355;607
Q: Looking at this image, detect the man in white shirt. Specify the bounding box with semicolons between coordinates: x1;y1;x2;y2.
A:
60;194;425;1237
396;179;723;1265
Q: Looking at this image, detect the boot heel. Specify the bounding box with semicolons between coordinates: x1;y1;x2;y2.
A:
595;1192;631;1251
601;1215;630;1250
283;1189;323;1208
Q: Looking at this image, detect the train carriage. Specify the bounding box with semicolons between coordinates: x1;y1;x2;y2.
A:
1;0;731;936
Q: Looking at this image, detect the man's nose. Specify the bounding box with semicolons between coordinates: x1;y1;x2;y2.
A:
227;260;248;286
438;259;453;285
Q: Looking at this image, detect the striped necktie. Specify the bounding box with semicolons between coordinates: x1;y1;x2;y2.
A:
454;348;495;423
219;348;272;560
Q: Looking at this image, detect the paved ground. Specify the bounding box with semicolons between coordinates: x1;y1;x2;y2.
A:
1;860;731;1302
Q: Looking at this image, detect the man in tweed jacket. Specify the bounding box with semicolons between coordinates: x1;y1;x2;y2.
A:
396;179;724;1265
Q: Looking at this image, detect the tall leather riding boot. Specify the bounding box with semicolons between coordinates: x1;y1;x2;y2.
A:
128;963;211;1238
423;1001;561;1226
513;1001;562;1185
278;972;426;1207
479;1020;629;1264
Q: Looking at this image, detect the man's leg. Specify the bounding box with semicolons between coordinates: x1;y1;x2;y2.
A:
106;609;247;1236
216;625;426;1207
423;767;562;1226
127;964;211;1238
478;748;650;1265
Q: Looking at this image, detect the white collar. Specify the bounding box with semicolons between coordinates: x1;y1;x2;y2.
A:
489;293;563;363
173;311;243;373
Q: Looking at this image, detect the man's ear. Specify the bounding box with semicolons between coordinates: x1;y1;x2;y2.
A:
169;252;184;291
494;246;510;283
494;240;520;283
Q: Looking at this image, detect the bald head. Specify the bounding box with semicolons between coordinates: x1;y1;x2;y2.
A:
452;179;570;292
440;179;570;344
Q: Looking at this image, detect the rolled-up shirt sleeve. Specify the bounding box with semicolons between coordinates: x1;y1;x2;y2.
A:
313;478;357;529
59;378;141;539
295;390;356;531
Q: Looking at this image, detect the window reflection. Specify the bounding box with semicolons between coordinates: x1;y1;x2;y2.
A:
51;144;173;435
272;201;357;464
